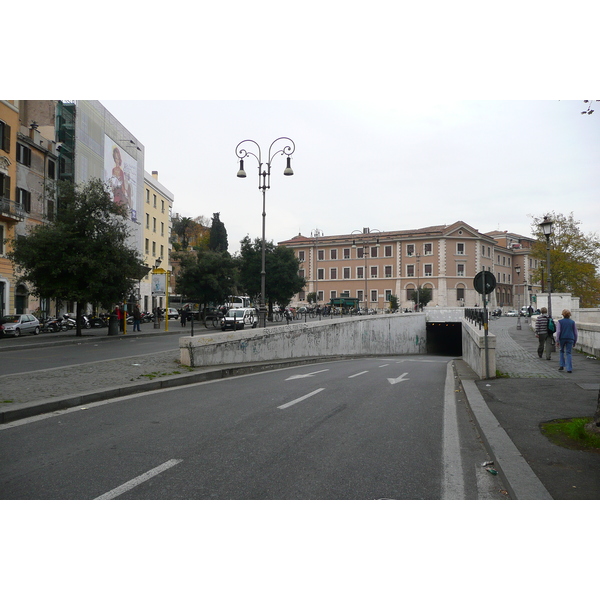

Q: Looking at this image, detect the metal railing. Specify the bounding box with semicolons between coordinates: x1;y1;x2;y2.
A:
0;198;26;221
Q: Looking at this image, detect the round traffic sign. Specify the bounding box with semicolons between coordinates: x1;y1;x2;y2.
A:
473;270;497;295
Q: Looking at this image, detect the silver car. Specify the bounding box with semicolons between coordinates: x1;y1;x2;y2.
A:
0;314;41;337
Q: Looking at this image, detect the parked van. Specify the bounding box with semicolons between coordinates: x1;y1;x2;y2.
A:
220;308;258;331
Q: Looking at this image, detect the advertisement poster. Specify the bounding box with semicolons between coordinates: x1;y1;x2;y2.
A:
152;274;166;296
104;135;138;221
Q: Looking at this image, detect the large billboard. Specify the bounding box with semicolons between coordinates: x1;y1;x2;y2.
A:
104;135;138;222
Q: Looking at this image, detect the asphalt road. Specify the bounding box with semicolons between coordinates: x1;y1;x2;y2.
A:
0;356;507;500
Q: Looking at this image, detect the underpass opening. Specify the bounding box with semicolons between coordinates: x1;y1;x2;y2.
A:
426;322;462;356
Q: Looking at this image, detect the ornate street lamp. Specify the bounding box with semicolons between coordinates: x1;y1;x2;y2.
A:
236;138;295;327
351;228;381;313
539;215;554;319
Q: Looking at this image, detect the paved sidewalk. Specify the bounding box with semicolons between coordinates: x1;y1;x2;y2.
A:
465;316;600;500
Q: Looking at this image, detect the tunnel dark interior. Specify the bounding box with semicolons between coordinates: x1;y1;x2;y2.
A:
426;322;463;356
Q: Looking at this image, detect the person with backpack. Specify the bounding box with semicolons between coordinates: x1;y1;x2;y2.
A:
555;309;578;373
534;307;553;360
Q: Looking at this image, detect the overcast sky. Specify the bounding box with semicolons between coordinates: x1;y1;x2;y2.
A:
100;99;598;254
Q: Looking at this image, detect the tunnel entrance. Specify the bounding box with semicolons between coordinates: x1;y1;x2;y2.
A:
426;322;462;356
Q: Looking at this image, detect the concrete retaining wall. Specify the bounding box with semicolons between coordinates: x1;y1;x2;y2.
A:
461;318;496;379
180;313;427;367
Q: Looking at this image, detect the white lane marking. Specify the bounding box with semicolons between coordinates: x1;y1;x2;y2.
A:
387;373;409;385
285;369;329;380
348;371;369;378
379;364;390;368
441;361;465;499
277;388;325;410
94;459;183;500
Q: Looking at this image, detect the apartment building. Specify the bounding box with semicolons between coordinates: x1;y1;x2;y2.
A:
279;221;539;311
142;170;174;313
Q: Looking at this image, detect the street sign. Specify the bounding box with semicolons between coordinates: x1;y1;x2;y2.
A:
473;271;497;295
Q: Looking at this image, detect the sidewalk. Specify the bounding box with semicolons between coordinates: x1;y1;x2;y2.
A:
461;316;600;500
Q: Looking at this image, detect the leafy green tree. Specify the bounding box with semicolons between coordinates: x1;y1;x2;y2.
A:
530;212;600;308
389;294;399;312
410;286;432;310
8;178;147;335
236;236;306;317
307;292;317;304
175;249;237;315
209;212;228;253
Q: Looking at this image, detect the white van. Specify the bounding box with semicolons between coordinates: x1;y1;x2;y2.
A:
220;308;258;331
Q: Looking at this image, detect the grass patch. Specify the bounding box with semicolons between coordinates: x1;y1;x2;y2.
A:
495;369;509;378
541;417;600;453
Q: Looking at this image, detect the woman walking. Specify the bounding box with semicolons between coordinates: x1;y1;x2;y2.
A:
555;309;578;373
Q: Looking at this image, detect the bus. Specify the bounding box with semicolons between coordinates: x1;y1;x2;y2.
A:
226;296;252;309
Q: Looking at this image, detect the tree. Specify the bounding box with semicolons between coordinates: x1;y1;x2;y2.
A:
175;249;237;315
236;236;306;316
389;294;399;312
530;212;600;308
209;212;228;253
171;215;209;251
410;286;432;310
8;179;147;335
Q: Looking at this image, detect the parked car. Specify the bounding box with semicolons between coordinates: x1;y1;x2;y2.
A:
0;314;41;337
506;310;518;317
166;308;180;319
221;308;258;331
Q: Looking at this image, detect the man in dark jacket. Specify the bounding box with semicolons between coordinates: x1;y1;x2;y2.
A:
535;307;553;360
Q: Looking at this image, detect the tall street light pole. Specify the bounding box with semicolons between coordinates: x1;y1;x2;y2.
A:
236;138;295;328
515;264;522;330
539;215;554;319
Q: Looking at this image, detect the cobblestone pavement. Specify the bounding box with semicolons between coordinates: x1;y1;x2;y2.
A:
0;348;183;405
489;316;563;378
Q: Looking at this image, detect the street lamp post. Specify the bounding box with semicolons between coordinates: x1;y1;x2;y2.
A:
416;252;421;312
236;138;295;328
351;228;381;313
515;265;522;330
539;215;554;319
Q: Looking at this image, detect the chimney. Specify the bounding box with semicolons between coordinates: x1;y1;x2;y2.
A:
152;171;159;180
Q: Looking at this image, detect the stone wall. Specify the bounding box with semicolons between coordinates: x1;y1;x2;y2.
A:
461;318;496;379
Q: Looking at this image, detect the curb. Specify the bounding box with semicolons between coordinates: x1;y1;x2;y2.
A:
460;378;553;500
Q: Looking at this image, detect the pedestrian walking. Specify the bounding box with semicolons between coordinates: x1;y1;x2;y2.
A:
180;307;188;327
534;306;553;360
556;309;578;373
132;303;142;332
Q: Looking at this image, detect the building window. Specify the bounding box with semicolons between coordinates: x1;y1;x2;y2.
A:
146;189;150;203
317;291;324;301
457;287;465;301
298;250;305;261
0;224;4;255
299;269;305;278
146;214;150;229
47;159;56;180
357;266;364;279
330;249;337;260
0;120;11;152
385;289;392;301
424;243;432;255
152;241;156;256
384;265;392;278
318;249;324;261
343;267;350;279
407;264;415;277
407;287;415;301
330;290;337;299
424;264;433;277
343;248;350;259
161;222;164;236
317;268;324;280
145;238;149;253
330;268;337;279
407;244;415;256
153;217;156;233
161;199;165;213
370;289;377;302
1;173;11;200
16;143;32;167
457;243;465;255
370;246;378;258
153;194;157;208
370;266;378;278
16;188;31;212
357;290;364;301
384;245;392;257
357;247;364;259
457;264;465;277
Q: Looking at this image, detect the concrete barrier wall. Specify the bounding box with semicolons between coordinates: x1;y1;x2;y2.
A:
461;318;496;379
180;313;427;367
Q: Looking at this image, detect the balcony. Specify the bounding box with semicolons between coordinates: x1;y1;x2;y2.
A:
0;198;26;222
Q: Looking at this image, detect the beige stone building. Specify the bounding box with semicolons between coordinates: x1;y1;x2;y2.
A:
279;221;539;312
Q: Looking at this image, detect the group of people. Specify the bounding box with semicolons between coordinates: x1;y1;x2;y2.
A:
534;307;579;373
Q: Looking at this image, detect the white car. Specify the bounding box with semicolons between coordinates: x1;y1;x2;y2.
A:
221;308;258;331
506;310;518;317
166;308;180;319
0;314;41;337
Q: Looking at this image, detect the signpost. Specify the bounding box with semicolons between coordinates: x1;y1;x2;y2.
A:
473;271;497;379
